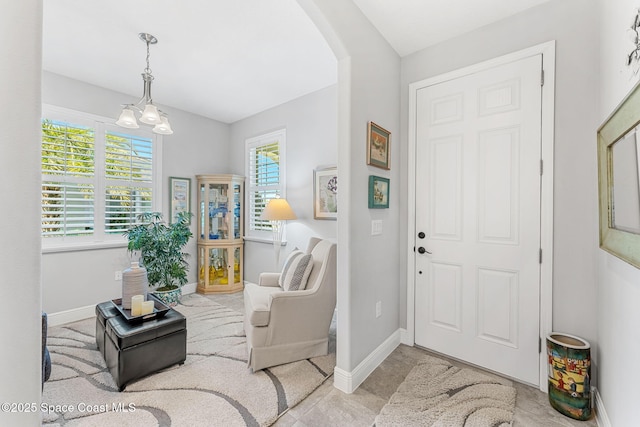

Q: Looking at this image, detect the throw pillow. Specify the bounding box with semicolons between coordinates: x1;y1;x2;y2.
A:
279;250;314;291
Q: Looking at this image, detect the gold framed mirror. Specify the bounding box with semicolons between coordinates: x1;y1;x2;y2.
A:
598;80;640;269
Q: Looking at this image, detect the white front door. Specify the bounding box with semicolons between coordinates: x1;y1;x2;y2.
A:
414;54;543;385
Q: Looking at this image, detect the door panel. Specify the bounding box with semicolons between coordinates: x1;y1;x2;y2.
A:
431;136;462;240
430;262;462;332
478;127;520;244
414;54;542;385
477;267;518;347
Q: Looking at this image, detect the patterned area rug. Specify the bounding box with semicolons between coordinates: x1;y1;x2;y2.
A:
42;294;335;426
374;355;516;427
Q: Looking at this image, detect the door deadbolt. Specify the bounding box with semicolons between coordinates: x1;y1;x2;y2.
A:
418;232;426;239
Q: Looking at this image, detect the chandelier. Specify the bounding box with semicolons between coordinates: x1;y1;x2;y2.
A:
116;33;173;135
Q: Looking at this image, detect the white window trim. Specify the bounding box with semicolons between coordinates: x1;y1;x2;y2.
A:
245;128;286;241
41;105;163;253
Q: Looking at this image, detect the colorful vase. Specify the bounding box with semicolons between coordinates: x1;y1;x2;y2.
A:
546;333;591;420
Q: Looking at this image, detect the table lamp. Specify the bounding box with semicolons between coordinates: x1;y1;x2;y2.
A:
260;198;297;268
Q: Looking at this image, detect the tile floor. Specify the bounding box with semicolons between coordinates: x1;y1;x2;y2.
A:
206;292;596;427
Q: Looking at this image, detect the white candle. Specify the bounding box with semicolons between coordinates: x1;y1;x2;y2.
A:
141;300;154;315
131;295;144;316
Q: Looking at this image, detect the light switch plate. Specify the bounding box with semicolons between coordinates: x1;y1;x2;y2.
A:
371;220;383;236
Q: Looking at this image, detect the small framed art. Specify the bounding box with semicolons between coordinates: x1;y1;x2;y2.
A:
314;167;338;220
169;176;191;224
367;121;391;170
368;175;389;209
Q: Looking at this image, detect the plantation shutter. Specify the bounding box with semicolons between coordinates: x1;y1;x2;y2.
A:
246;130;285;234
41;105;161;247
41;120;95;237
104;131;154;234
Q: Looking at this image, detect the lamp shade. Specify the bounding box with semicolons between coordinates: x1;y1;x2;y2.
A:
116;108;140;129
261;198;297;221
153;116;174;135
139;104;162;124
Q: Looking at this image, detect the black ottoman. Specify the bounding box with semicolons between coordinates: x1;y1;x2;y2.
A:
104;308;186;391
95;302;120;357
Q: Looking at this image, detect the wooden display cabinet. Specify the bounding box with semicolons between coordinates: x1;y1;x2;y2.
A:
196;174;244;294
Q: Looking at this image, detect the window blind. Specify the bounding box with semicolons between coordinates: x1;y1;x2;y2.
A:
40;108;159;246
41;120;95;238
246;131;285;234
104;131;153;234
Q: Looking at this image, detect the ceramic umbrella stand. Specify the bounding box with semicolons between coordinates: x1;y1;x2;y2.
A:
546;333;592;420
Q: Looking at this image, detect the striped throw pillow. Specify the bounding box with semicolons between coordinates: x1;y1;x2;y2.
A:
279;250;314;291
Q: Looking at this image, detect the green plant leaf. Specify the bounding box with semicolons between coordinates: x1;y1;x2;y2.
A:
123;211;193;288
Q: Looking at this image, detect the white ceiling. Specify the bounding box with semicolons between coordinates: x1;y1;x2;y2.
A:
352;0;554;57
42;0;553;124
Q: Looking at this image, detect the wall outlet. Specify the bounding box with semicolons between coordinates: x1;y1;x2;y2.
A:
376;301;382;318
115;270;122;281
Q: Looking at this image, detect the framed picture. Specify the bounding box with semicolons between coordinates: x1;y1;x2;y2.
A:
368;175;389;209
367;121;391;170
314;167;338;220
169;177;191;224
598;80;640;268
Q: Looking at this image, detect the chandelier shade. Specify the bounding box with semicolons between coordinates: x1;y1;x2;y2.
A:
140;104;161;125
153;115;174;135
116;33;173;135
115;107;139;129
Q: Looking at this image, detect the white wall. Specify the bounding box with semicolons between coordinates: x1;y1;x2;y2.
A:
41;72;229;314
399;0;600;362
597;1;640;425
229;85;338;281
0;1;43;425
301;0;402;376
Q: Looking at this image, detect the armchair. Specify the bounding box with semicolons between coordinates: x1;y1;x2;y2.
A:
243;237;336;371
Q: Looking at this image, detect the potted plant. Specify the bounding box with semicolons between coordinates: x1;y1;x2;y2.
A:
124;211;193;306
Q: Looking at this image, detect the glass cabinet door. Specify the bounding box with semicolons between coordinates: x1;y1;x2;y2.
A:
198;245;206;287
208;247;229;285
199;183;206;239
233;246;241;283
232;183;241;240
208;183;229;240
198;176;243;243
198;244;243;292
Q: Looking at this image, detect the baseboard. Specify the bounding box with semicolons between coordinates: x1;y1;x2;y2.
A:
399;328;411;346
594;387;611;427
182;282;197;295
333;367;352;393
333;329;402;394
48;304;96;327
48;282;198;327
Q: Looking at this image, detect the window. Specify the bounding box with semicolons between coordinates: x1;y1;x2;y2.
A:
41;120;95;238
41;106;161;249
246;129;285;239
103;131;154;234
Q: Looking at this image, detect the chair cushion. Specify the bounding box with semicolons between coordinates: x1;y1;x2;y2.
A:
245;283;282;326
279;250;313;291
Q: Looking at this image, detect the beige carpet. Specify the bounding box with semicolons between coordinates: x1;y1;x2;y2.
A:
374;355;516;427
42;293;335;426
